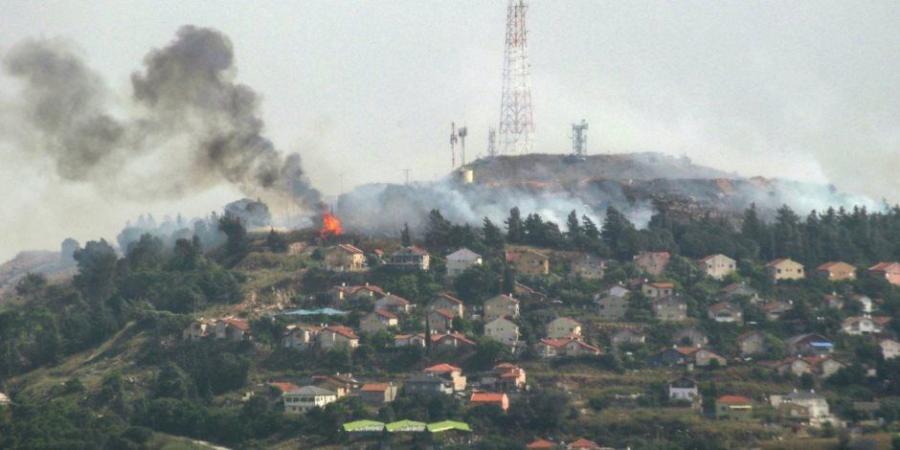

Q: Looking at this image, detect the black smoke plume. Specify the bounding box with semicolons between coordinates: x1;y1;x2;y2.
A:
2;25;320;209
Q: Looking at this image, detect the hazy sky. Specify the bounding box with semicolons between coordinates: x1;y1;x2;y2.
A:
1;1;899;261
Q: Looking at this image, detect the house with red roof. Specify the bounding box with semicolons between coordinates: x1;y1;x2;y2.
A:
469;392;509;412
537;336;602;358
481;363;527;392
359;309;399;334
526;438;559;449
816;261;856;281
428;308;456;333
868;262;900;285
375;293;414;315
716;395;753;419
424;363;467;391
566;438;603;449
323;244;367;272
430;292;466;317
215;317;251;342
766;258;805;282
319;325;359;350
359;382;398;405
432;332;476;350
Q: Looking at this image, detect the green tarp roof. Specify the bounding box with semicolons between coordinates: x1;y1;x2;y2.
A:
385;420;427;432
426;420;472;433
342;420;385;432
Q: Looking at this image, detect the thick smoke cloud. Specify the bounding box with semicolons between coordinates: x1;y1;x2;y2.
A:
2;26;320;209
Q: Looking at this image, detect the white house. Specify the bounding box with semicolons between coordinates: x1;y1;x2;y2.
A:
595;286;630;320
282;324;321;350
546;317;582;339
852;295;874;314
483;294;520;321
770;390;832;424
880;339;900;360
318;325;360;350
484;317;520;349
841;316;881;335
283;385;338;413
668;377;699;402
446;248;483;277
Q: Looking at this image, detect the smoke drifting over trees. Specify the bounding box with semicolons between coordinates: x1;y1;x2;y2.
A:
2;25;320;208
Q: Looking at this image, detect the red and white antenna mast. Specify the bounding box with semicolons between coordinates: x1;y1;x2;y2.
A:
498;0;534;155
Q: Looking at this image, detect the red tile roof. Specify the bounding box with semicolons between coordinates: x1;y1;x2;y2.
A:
336;243;364;254
221;317;250;331
869;261;900;272
568;438;600;449
436;293;464;305
470;392;507;403
717;395;752;405
526;438;557;449
430;308;455;320
424;363;462;374
269;381;300;393
374;309;398;319
360;383;391;392
325;325;358;339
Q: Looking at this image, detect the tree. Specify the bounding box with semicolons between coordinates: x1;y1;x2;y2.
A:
218;215;248;258
505;207;523;244
482;218;505;251
15;273;47;299
73;239;119;300
424;210;452;250
401;223;412;246
126;233;164;271
265;229;288;253
566;210;581;248
454;265;499;303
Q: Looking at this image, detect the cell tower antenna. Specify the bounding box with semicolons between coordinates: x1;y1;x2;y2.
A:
457;126;468;166
487;127;497;158
449;122;458;169
403;169;411;185
498;0;535;155
572;119;588;157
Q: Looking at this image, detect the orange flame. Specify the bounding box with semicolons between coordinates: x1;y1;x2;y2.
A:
320;212;343;238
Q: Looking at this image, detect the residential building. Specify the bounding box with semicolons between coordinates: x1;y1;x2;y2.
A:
430;293;465;318
537;337;602;358
721;282;761;303
707;302;743;324
737;331;766;356
698;254;736;280
823;294;844;309
359;310;398;334
483;363;526;391
431;332;476;350
695;349;727;367
867;261;900;286
527;438;560;450
571;254;607;279
323;244;366;272
653;347;699;367
283;386;337;414
786;333;833;355
282;324;321;350
484;294;520;321
594;286;630;320
668;377;699;402
183;319;215;340
673;328;708;347
567;438;603;450
770;390;830;422
773;356;844;379
404;374;454;395
446;248;482;277
359;383;398;406
546;317;582;339
485;317;520;349
766;258;805;282
387;246;430;271
841;316;882;335
716;395;753;419
642;281;675;299
328;283;385;304
318;325;360;350
215;318;251;342
394;333;427;348
374;293;413;315
423;363;467;391
653;296;687;321
428;308;455;333
310;373;359;398
851;295;874;314
815;261;856;281
610;328;646;348
506;247;551;276
633;251;671;275
880;339;900;360
762;301;793;320
469;392;509;412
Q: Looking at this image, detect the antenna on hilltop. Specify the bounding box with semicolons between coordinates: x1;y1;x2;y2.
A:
572;119;588;157
457;126;468;166
487;127;497;158
498;0;535;155
450;122;458;169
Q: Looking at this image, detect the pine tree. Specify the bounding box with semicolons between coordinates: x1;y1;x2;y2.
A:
401;223;412;246
505;207;524;243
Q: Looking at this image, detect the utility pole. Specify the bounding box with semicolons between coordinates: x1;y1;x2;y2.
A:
498;0;535;155
449;122;458;169
571;120;588;157
457;126;468;166
487;127;497;158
